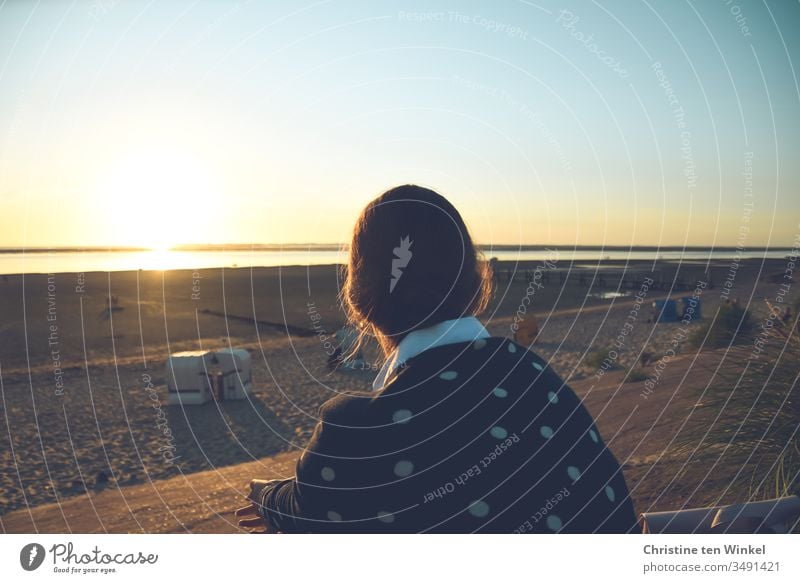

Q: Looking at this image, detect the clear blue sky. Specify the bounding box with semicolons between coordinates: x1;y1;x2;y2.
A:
1;0;798;248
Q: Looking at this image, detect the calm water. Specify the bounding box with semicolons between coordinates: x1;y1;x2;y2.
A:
0;248;790;275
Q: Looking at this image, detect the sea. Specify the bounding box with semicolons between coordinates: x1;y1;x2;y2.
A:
0;247;792;275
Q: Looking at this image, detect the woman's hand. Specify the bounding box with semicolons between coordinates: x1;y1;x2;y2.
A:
235;503;269;533
235;479;281;533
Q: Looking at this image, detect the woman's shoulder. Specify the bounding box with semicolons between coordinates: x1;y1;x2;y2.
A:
318;390;374;423
394;336;550;379
380;336;560;406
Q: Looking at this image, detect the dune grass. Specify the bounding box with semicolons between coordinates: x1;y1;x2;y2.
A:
584;348;614;369
625;367;649;383
676;302;799;508
689;301;753;348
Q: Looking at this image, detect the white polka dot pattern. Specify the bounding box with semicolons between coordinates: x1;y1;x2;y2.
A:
392;409;412;424
490;426;508;439
271;336;638;533
468;500;490;518
394;460;414;477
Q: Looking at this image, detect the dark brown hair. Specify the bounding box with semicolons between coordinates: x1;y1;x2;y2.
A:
343;185;493;354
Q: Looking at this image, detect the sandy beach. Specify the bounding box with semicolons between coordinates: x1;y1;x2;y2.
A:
0;257;795;529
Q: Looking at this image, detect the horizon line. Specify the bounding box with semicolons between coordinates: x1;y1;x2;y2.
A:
0;243;796;254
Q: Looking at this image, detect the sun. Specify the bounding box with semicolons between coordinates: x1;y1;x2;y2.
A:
94;145;219;250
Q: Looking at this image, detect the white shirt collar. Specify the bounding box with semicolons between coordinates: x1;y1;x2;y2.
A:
372;316;490;392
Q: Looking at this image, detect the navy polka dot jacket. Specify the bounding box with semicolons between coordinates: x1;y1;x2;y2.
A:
258;337;639;533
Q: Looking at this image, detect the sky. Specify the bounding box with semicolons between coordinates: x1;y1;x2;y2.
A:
0;0;798;249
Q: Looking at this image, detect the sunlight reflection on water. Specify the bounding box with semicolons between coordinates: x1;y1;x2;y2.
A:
0;248;788;275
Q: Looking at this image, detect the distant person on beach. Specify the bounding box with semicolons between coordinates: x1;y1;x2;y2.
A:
513;315;540;347
237;185;638;533
326;325;365;370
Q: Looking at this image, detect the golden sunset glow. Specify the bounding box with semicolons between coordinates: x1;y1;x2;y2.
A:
1;0;798;253
93;145;221;250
